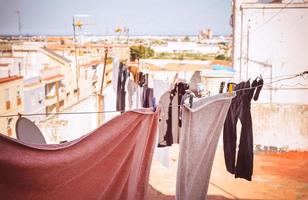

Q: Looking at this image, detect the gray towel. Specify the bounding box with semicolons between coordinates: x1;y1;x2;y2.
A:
176;93;235;200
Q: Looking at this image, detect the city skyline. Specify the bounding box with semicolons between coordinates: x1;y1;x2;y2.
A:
0;0;232;36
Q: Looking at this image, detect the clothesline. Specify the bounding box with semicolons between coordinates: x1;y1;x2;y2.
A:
234;71;307;93
0;71;306;118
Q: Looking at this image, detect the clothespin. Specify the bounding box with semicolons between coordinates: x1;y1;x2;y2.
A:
189;94;193;108
228;83;233;96
152;97;157;112
219;82;225;93
17;113;22;119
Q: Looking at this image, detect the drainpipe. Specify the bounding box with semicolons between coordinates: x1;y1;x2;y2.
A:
239;5;244;80
246;19;251;79
270;64;272;104
73;16;80;102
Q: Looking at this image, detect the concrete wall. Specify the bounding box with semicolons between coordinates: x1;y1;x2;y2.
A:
233;1;308;104
252;103;308;150
232;1;308;150
23;78;45;123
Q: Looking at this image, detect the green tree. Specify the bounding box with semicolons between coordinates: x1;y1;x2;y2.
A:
183;36;190;42
215;54;226;60
130;45;154;61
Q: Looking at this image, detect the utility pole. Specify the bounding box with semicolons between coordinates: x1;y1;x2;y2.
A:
97;46;109;126
100;47;109;95
16;10;22;37
73;16;80;101
72;14;89;102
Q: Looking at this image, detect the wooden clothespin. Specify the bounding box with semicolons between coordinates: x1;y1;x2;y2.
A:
17;113;22;119
152;97;157;112
228;83;233;96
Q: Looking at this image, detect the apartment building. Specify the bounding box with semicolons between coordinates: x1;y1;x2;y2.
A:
23;76;45;123
0;75;23;138
0;42;78;111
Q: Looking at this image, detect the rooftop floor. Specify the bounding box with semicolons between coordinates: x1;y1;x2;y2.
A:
148;145;308;200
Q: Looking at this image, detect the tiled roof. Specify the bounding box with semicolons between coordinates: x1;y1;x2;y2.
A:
42;74;64;82
0;75;23;84
0;63;10;67
40;47;72;64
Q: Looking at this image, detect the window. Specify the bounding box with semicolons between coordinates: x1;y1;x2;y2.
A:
37;93;43;104
7;118;13;137
17;86;21;106
5;88;10;110
18;62;22;75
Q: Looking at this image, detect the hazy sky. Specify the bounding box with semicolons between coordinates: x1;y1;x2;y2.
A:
0;0;232;36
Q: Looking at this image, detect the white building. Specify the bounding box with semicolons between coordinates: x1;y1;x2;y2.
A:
232;0;308;150
152;42;221;55
232;0;308;104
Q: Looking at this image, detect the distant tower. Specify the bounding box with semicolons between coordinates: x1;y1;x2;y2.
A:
198;28;213;41
16;10;22;37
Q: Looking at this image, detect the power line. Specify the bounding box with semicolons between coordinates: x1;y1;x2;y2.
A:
0;71;306;118
234;70;307;93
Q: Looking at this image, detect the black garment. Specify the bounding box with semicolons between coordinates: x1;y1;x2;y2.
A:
140;74;150;108
253;77;263;101
143;87;154;108
116;62;128;112
160;82;189;147
160;88;177;147
219;82;225;93
177;82;189;127
223;78;263;181
138;72;146;87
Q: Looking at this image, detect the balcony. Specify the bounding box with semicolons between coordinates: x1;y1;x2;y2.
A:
45;95;57;106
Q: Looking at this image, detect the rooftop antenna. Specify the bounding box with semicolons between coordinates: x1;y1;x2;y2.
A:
16;10;22;38
72;14;89;101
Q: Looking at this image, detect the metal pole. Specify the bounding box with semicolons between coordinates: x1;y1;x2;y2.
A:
73;16;80;101
98;47;108;126
99;47;108;95
246;20;251;80
270;64;272;104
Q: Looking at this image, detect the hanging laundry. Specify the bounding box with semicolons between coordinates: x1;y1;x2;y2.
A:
157;82;189;147
157;89;177;147
153;79;170;99
126;78;140;110
189;71;202;95
116;62;128;112
140;74;155;108
153;79;172;168
177;82;189;127
223;77;264;181
128;66;140;83
138;72;146;87
0;108;159;200
102;84;118;121
112;58;120;92
176;93;235;200
143;86;154;108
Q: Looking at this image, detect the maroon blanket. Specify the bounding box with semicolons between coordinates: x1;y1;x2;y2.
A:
0;109;159;200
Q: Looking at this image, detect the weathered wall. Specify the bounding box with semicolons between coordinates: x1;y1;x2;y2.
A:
251;103;308;151
232;1;308;104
